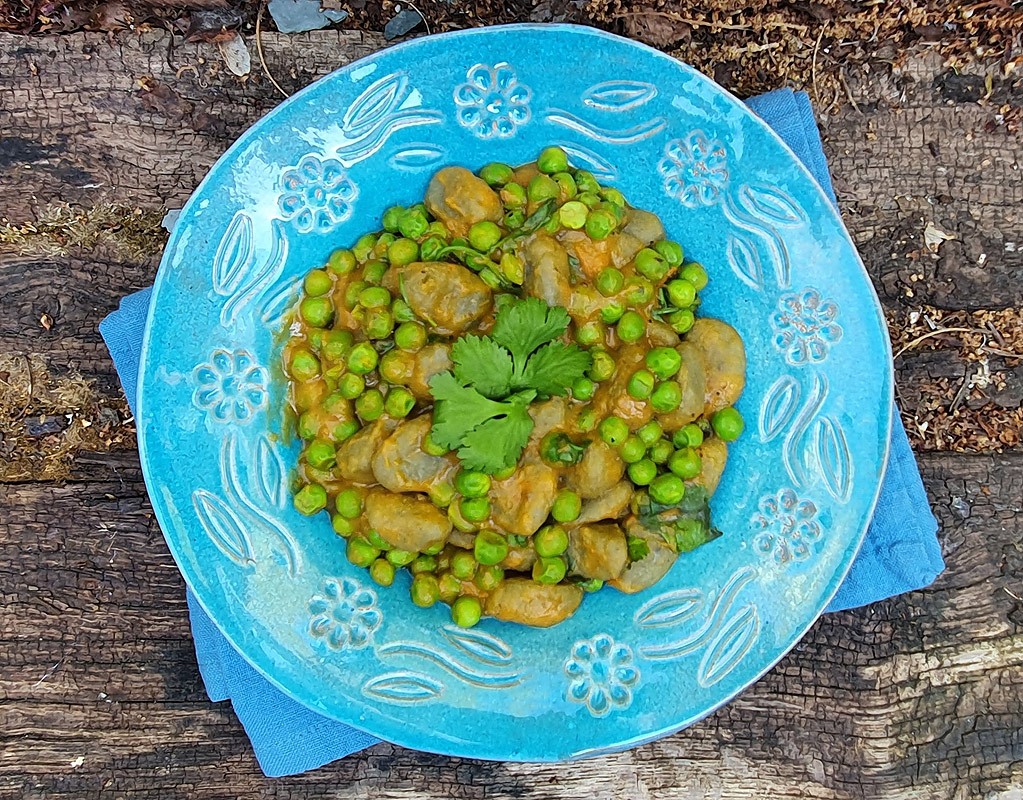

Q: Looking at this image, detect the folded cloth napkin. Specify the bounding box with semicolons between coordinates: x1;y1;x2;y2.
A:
99;87;943;777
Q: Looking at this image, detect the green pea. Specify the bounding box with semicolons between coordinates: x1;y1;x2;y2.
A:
344;280;368;310
627;369;655;399
451;549;478;580
578;578;604;592
711;407;745;441
646;347;683;379
635;248;669;282
411;555;438;574
480;162;514;186
619;435;647;464
537;146;569;174
352;233;377;262
398;209;429;240
601;186;627;208
333;489;362;519
363;259;388;285
627;458;657;486
500;182;527;209
322;330;354;363
584;208;617;240
528;174;559;203
474;529;508;566
468;221;502;251
293;483;327;515
532;524;568;558
388;238;419;267
303;269;332;297
333;419;360;444
379;350;413;385
304;438;336;470
654;240;684;266
576;406;598;433
373;233;396;258
493;464;517;480
577;191;601;209
451;595;483;628
574;170;599;194
300;296;334;328
429;481;455;508
668;309;696;334
338;372;365;399
554;172;578;201
386;549;417;567
419;236;445;262
410;573;441;607
499;253;524;285
347;343;378;375
681;262;709;290
392;298;418;323
572;376;596;402
355;389;384;422
576;320;606;347
599;416;629;446
347;538;381;568
436;573;461;602
600;302;625;325
625;277;655;306
359;286;391;309
455;470;491;498
332;515;354;537
559;200;589;230
551;489;581;523
475;564;504;592
369;558;396;586
666;278;697;308
384;387;415;418
668;447;703;479
289;348;320;381
306;329;327;352
638;420;663;447
327;248;357;275
365;529;391;550
587;349;616;381
650;473;686;505
422;432;448;456
596;268;625;297
382;205;404;232
675;423;705;449
649;439;674;464
650;381;683;413
296;411;319;440
532;556;567;585
617;311;646;343
460;496;491;523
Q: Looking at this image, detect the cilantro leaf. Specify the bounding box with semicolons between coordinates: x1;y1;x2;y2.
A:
456;406;535;473
627;535;651;562
451;335;512;398
491;297;571;366
519;341;592;396
428;372;511;450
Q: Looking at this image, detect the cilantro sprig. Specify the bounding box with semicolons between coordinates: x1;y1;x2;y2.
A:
428;297;592;473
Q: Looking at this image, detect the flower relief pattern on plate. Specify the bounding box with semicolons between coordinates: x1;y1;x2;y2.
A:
751;488;823;565
192;348;268;424
564;634;639;717
658;130;729;208
770;288;843;365
308;577;382;652
636;567;760;688
453;63;532;139
278;154;358;233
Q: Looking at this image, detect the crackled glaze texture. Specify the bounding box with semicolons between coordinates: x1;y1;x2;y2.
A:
137;25;892;762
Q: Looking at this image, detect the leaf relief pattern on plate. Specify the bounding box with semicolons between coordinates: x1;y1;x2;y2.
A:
362;671;444;704
581;80;658;112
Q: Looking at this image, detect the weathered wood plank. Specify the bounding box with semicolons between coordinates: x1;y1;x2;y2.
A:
0;452;1020;798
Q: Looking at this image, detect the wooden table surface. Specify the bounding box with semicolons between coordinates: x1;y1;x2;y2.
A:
2;29;1022;800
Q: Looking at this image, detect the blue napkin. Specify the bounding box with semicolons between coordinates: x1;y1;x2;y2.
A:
99;87;942;777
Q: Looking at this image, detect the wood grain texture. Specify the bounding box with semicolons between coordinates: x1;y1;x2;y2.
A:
1;452;1020;799
1;27;1021;799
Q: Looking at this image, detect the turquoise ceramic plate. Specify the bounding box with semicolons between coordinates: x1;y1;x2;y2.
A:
138;24;892;761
